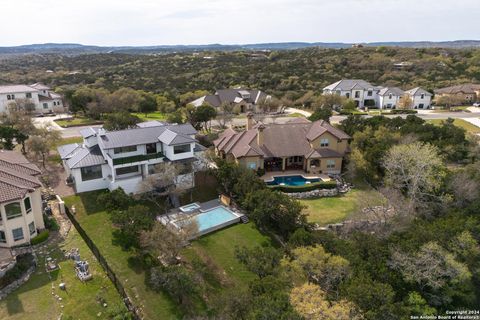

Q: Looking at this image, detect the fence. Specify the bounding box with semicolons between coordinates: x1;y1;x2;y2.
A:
64;207;142;320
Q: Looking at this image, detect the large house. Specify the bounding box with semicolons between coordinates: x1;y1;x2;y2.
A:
0;150;45;247
0;83;64;114
434;84;480;104
323;79;432;109
214;114;351;175
190;88;271;113
58;121;205;194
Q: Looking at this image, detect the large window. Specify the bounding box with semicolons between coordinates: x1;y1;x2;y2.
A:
320;138;329;147
29;222;36;235
354;91;360;98
0;231;5;243
367;90;372;96
80;165;103;181
173;144;191;154
24;197;32;213
345;93;350;99
12;228;24;241
43;103;48;109
327;160;336;169
26;92;32;98
5;202;22;220
146;143;157;154
114;145;137;154
115;165;139;176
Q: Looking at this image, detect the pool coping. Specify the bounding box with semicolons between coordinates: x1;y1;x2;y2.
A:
263;173;322;184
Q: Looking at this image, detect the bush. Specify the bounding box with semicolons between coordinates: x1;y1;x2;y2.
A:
268;181;337;193
44;214;60;231
31;230;50;245
390;109;417;114
338;110;367;115
0;253;35;289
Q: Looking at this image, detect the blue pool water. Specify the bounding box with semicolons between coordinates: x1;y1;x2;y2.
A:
266;175;320;186
194;207;239;232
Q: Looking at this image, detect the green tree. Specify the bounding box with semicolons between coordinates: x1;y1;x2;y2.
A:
103;112;140;131
149;265;198;306
110;205;154;248
235;245;281;278
138;91;158;116
192;104;217;131
308;108;332;122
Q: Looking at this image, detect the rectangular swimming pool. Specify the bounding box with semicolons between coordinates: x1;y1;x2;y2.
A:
266;175;320;186
174;205;241;237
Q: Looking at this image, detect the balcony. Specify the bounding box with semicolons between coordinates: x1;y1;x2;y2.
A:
112;152;164;166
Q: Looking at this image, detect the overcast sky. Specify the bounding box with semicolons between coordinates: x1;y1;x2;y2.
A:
1;0;479;46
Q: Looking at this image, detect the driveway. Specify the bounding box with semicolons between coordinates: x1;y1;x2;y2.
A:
32;114;69;131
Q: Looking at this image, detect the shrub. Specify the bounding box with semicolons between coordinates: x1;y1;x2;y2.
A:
31;230;50;245
44;214;60;231
390;109;417;114
268;181;337;193
0;253;35;289
338;110;367;115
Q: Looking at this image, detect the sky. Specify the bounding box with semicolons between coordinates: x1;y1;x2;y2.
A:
1;0;479;46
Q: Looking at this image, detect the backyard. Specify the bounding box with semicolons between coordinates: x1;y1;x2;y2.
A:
0;229;124;320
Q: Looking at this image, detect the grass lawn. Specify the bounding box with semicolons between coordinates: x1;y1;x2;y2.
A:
0;229;124;320
287;112;306;118
55;116;103;128
300;187;383;226
63;192;180;320
427;119;480;134
132;111;167;121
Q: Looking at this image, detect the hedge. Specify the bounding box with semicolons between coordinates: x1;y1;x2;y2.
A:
268;181;337;193
338;110;367;115
30;230;50;245
390;109;418;114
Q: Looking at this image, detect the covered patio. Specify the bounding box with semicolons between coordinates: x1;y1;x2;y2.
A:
264;156;306;172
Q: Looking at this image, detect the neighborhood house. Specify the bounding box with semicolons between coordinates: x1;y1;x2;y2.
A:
190;88;271;113
0;83;64;114
58;120;205;194
214;114;351;175
435;84;480;104
0;150;45;247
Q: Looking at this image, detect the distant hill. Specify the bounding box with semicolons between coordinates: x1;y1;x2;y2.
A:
0;40;479;55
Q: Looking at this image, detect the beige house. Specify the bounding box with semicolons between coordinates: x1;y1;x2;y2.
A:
434;84;480;104
214;115;351;175
0;150;45;247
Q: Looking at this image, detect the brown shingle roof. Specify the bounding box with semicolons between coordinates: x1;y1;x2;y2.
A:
0;150;41;203
214;120;350;159
435;84;480;95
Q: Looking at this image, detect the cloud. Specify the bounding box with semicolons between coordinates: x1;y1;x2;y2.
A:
0;0;478;46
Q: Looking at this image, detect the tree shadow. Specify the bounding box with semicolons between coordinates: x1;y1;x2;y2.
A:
78;190;109;215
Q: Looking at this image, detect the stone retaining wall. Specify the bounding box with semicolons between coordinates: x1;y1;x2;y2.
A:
0;265;36;300
284;188;339;199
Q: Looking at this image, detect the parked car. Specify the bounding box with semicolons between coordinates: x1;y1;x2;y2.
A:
473;102;480;107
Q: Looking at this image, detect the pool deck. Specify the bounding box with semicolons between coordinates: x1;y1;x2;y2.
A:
261;170;331;182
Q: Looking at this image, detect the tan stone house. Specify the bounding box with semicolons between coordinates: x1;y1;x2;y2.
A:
214;115;351;175
434;84;480;104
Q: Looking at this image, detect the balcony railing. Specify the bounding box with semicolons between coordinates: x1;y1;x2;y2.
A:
112;152;164;166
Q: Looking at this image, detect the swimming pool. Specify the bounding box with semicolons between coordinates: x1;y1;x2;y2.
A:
265;175;320;186
179;202;201;212
174;205;241;237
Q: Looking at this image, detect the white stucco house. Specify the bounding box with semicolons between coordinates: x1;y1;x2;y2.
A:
405;87;433;109
323;79;432;110
0;150;45;248
378;87;405;109
0;83;64;114
58;121;206;194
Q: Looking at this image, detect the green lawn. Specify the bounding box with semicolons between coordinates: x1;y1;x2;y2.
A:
427;119;480;134
287;112;306;118
0;229;124;320
132;111;167;121
55;117;103;128
300;187;383;226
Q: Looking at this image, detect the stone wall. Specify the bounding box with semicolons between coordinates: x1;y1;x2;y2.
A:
284;188;339;199
0;265;36;300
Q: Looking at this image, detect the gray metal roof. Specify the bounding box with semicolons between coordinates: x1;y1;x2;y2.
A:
159;129;196;146
99;123;197;149
66;145;106;169
405;87;432;96
57;143;81;160
378;87;405;96
136;120;168;128
0;84;38;94
323;79;376;91
80;127;98;138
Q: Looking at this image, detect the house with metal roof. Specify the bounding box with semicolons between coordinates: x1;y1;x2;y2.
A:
0;150;45;247
323;79;432;109
0;83;64;114
214;114;351;175
58;120;205;194
189;88;271;113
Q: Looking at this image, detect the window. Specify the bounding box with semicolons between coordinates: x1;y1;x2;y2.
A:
354;91;360;98
148;164;157;175
29;222;36;235
388;94;393;99
326;160;336;169
24;197;32;213
5;202;22;220
115;165;139;176
146;143;157;154
114;145;137;154
247;162;257;169
387;103;393;109
367;90;372;96
320;138;329;147
310;159;320;167
421;94;425;99
26;92;32;98
43;103;48;109
12;228;24;241
80;165;103;181
0;231;5;243
7;94;14;100
173;144;191;154
345;93;350;98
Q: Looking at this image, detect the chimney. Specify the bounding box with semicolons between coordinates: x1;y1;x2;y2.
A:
246;112;254;130
257;124;265;146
